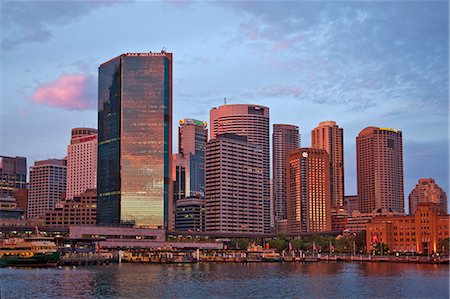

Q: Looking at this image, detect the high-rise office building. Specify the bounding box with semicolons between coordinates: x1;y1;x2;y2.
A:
210;104;270;233
66;127;97;200
272;124;300;225
28;159;67;218
356;127;404;213
173;118;207;201
0;156;27;196
312;121;344;208
408;178;447;215
287;148;331;234
205;134;264;233
97;52;172;228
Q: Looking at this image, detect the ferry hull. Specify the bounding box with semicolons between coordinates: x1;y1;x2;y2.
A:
0;252;60;267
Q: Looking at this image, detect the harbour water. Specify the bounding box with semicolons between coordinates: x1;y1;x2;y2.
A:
0;262;448;298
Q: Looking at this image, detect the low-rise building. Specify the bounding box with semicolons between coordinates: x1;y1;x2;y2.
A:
0;196;24;219
175;197;205;231
44;189;96;227
331;207;348;230
366;203;449;254
345;208;404;234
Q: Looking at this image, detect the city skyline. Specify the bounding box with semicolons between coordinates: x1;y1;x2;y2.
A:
0;1;448;203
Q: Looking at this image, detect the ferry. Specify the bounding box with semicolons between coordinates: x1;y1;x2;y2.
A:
0;237;60;267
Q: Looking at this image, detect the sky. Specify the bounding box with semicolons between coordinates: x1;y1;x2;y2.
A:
0;1;448;210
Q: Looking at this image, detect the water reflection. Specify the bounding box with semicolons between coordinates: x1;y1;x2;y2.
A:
0;263;448;298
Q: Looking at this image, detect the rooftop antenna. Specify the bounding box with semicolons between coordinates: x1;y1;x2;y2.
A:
161;47;167;53
224;97;227;105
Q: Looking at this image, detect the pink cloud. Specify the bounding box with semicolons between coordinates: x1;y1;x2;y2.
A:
31;73;95;110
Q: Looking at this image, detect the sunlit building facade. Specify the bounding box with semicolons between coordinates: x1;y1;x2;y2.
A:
287;148;331;234
408;178;447;215
357;127;404;213
366;203;450;255
312;121;344;208
66;127;97;200
210;104;270;233
272;124;300;225
97;52;172;228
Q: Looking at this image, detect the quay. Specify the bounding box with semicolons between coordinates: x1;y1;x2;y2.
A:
59;252;117;266
119;249;449;265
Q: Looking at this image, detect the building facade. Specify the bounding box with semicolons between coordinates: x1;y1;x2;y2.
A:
66;127;97;200
344;195;359;214
205;134;264;233
366;203;449;255
45;189;97;227
173;118;208;201
408;178;447;215
0;156;27;197
287;148;331;234
272;124;300;225
0;196;23;219
356;127;404;213
175;197;205;231
345;208;404;234
210;104;270;233
311;121;344;208
28;159;67;218
97;52;172;228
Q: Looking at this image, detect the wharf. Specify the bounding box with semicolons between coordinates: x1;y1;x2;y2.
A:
59;253;117;266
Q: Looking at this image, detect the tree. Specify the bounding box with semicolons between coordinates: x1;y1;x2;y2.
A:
371;242;389;255
268;237;288;252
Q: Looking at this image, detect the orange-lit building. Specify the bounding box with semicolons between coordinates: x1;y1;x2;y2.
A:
330;207;348;230
287;148;331;234
366;203;449;254
357;127;404;213
273;124;300;223
312;121;344;208
408;178;447;215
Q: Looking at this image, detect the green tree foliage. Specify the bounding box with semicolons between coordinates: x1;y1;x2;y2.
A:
370;242;389;255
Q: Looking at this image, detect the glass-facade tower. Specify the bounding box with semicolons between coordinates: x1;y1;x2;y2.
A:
97;52;172;228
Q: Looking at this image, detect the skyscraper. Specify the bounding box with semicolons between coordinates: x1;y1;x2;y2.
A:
311;121;344;208
408;178;447;215
0;156;27;196
28;159;67;218
286;148;331;233
210;104;270;233
272;124;300;225
97;52;172;228
66;127;97;200
205;134;264;233
356;127;404;213
173;118;207;201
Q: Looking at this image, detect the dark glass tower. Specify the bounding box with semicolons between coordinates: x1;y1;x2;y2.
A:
97;52;172;228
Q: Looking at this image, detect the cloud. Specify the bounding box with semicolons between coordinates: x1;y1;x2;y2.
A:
214;2;448;114
31;73;96;111
1;1;127;51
